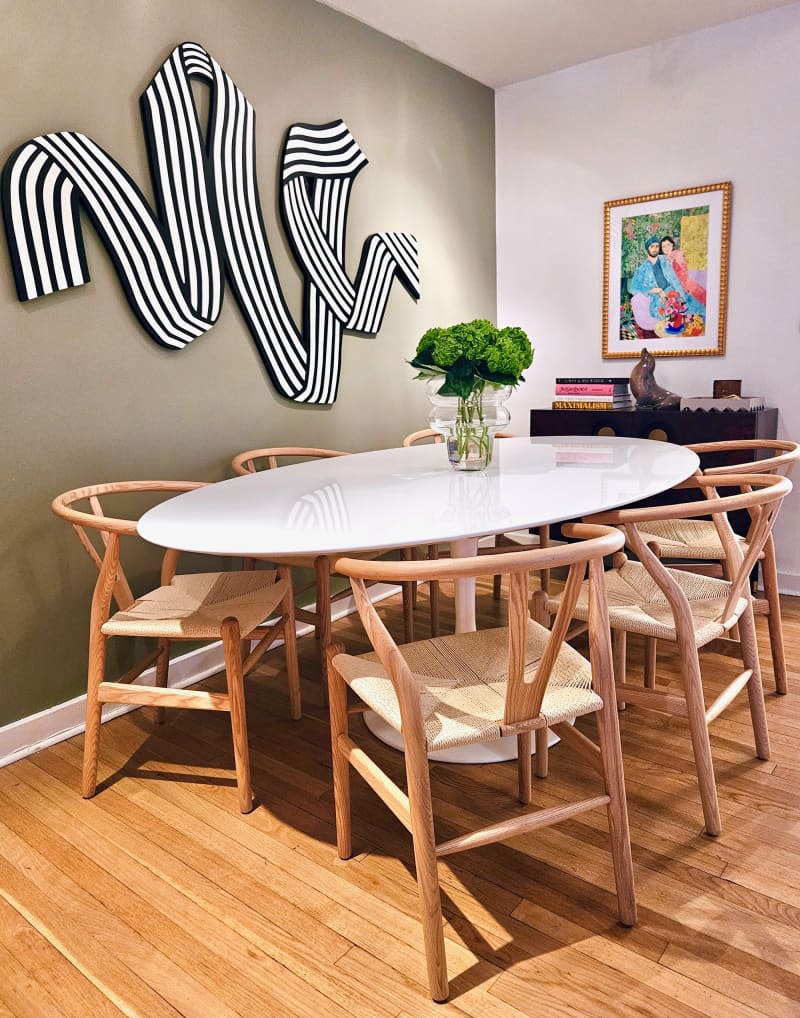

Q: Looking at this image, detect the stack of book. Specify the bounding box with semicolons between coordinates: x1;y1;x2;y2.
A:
552;377;634;410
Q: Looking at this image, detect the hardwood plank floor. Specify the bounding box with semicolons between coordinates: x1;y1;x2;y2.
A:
1;582;799;1016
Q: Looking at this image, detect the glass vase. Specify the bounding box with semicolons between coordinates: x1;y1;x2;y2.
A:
427;379;512;470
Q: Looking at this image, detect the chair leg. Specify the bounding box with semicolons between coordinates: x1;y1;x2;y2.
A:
531;589;549;626
429;580;441;637
738;606;771;761
325;644;352;859
517;732;532;803
595;702;637;927
643;637;657;689
534;728;549;778
406;750;448;1002
613;629;627;710
585;556;636;924
402;590;415;643
82;627;106;798
221;617;253;814
682;648;721;836
761;537;787;695
401;548;415;644
428;544;440;638
540;524;551;595
154;637;170;724
314;557;332;707
279;567;302;721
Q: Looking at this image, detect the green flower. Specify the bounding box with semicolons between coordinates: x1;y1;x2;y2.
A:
432;333;463;367
453;318;495;360
410;319;533;394
416;327;443;356
487;327;533;376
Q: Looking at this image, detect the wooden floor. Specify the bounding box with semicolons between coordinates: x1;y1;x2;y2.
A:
2;583;800;1017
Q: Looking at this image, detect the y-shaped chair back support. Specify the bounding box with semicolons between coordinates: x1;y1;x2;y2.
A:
584;472;791;835
52;481;301;813
327;525;635;1001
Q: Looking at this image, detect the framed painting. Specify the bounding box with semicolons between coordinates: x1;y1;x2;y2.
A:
602;182;731;359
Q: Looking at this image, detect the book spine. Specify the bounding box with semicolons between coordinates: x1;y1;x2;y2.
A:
555;377;629;384
554;383;626;395
552;395;632;403
551;400;632;410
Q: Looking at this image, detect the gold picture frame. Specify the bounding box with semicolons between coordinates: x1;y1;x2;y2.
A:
602;182;731;359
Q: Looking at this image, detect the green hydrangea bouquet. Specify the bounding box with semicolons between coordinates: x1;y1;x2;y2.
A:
410;319;533;397
410;319;533;468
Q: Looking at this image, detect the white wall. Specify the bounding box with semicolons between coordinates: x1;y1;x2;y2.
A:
496;3;800;591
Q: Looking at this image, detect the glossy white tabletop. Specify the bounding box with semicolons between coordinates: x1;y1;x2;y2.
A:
138;437;699;557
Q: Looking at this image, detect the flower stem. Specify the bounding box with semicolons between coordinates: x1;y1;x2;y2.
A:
454;382;491;464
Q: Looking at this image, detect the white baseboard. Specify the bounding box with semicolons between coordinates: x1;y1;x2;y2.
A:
0;583;399;769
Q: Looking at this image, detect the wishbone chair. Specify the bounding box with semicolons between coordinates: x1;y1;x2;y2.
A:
52;481;302;813
545;471;791;835
327;523;636;1000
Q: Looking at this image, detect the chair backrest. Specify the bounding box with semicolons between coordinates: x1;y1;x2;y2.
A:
231;446;349;475
334;523;623;727
402;429;515;447
588;473;791;632
688;439;800;479
52;481;205;614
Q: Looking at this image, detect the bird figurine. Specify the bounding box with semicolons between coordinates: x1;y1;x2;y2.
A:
630;348;681;410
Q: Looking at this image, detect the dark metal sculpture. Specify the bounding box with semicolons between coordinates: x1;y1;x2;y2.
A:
630;348;681;410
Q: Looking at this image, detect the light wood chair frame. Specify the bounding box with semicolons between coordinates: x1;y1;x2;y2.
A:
401;430;549;635
327;525;636;1001
641;439;799;695
232;446;349;630
232;446;420;652
52;481;302;814
580;472;791;836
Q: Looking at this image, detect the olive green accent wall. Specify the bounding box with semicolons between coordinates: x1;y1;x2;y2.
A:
0;0;496;726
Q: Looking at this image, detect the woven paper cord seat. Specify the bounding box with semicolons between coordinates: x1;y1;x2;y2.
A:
635;518;746;560
103;570;289;639
546;561;748;646
334;620;602;752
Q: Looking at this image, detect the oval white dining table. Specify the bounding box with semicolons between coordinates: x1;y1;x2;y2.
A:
138;436;699;762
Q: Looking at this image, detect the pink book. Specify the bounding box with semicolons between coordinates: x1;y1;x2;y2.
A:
554;383;627;395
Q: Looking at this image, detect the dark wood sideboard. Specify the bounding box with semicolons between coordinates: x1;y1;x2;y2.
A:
530;407;778;467
531;406;777;444
529;406;779;534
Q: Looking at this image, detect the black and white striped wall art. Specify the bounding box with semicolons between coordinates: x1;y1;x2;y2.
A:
1;42;420;405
